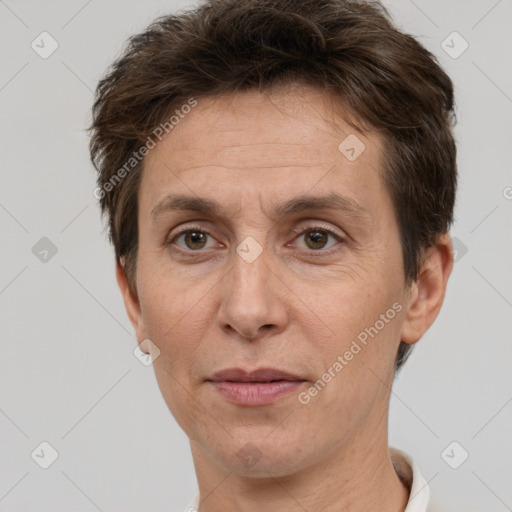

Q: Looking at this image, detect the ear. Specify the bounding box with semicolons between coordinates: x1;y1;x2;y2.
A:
400;233;454;345
116;261;150;354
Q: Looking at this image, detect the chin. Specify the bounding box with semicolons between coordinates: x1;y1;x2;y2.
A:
211;433;315;478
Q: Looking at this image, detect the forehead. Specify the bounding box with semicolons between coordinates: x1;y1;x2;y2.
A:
140;86;387;215
153;87;380;162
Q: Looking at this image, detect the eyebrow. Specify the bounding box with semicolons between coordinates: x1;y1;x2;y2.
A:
150;192;370;221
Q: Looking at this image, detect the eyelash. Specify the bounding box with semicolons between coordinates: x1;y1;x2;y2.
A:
167;223;345;255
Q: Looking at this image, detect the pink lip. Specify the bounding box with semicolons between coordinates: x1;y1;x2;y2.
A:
207;367;306;406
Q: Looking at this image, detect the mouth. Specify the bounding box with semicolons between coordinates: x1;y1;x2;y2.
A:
206;367;307;406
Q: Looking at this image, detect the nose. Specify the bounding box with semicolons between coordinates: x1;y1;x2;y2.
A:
217;243;288;342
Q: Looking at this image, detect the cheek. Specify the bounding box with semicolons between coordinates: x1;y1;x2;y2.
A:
296;282;403;435
294;261;405;406
300;264;402;344
137;256;213;368
138;269;213;431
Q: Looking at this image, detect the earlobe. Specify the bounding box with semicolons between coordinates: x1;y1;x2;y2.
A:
400;234;454;345
115;261;149;352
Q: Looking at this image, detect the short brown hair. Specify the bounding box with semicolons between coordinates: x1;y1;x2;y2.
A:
89;0;457;373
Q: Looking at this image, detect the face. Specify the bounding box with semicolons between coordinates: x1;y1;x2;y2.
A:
118;85;445;477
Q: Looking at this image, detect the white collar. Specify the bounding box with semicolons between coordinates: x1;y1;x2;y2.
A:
184;446;430;512
389;446;430;511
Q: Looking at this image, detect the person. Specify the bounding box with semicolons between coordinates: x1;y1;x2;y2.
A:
89;0;456;510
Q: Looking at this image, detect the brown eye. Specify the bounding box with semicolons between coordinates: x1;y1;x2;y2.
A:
172;229;216;251
305;230;329;249
184;231;207;249
292;227;342;252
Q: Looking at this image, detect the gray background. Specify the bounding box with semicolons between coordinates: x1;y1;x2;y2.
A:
1;0;511;511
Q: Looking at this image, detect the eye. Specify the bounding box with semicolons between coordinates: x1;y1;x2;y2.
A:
170;228;218;251
167;224;344;254
292;226;343;251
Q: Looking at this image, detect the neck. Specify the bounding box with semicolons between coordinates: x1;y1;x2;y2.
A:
190;408;409;512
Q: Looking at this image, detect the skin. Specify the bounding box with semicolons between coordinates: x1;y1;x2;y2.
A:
117;84;453;512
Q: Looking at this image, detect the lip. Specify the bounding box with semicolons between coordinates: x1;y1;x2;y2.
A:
209;367;304;383
207;367;306;406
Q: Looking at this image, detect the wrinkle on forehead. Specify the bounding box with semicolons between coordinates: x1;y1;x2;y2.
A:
141;84;385;232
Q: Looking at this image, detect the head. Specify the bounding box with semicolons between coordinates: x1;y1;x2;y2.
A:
89;0;456;476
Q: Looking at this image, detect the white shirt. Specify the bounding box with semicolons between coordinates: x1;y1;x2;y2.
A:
182;446;430;512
